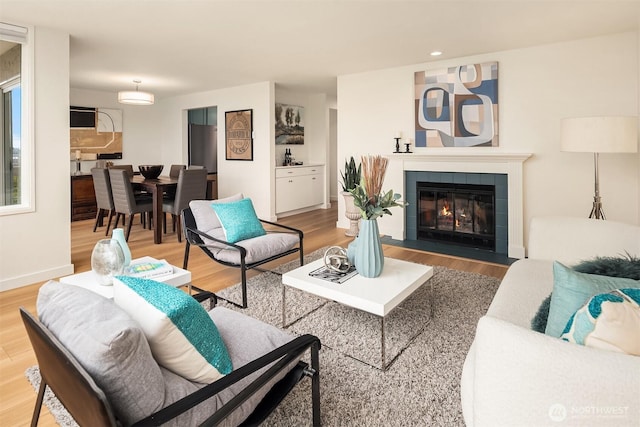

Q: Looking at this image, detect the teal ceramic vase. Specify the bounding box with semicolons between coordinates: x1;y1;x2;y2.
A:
111;228;131;267
353;219;384;278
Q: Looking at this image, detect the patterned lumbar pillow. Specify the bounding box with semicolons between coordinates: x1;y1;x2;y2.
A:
113;276;232;383
211;197;266;244
561;288;640;355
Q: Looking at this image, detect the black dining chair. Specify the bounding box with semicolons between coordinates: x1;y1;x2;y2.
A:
162;168;208;242
91;168;115;235
108;169;154;241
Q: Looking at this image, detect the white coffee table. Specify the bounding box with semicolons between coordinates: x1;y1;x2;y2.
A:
282;257;434;370
59;256;192;299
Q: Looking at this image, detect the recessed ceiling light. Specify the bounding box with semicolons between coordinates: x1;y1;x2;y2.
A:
430;51;443;56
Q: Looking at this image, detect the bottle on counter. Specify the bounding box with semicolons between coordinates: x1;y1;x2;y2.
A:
283;148;291;166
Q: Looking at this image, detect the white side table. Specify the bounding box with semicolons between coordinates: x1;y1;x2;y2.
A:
59;256;192;299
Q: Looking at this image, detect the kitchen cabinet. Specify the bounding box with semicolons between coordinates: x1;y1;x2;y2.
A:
71;174;97;221
276;165;324;214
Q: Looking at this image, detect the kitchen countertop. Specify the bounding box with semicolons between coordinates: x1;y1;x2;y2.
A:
275;163;324;169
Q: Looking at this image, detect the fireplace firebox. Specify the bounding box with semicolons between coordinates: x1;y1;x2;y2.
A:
417;182;495;250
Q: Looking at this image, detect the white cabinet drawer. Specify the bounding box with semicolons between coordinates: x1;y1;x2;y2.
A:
275;166;322;178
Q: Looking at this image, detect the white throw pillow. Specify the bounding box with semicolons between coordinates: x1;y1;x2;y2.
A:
113;276;233;383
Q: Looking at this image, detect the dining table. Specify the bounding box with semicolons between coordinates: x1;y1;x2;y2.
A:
131;175;178;244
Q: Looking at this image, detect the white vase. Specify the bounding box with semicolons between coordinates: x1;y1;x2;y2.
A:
342;192;361;237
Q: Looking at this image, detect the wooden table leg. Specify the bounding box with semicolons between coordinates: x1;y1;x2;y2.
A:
152;186;162;244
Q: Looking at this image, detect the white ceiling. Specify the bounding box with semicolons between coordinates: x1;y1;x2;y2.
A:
1;0;639;100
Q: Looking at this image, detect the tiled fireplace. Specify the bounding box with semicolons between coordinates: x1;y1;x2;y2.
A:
381;151;531;259
406;171;508;255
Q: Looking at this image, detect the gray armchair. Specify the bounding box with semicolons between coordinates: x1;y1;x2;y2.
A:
182;198;304;308
22;281;321;426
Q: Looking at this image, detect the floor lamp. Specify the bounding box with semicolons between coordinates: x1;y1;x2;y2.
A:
560;116;638;220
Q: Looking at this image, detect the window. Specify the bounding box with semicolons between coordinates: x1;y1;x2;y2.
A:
0;22;33;214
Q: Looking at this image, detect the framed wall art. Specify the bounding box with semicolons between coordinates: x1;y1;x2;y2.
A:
225;109;253;161
414;62;498;148
70;106;124;159
275;103;304;145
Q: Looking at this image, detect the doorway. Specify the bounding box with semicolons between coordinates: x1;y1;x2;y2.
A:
188;107;217;173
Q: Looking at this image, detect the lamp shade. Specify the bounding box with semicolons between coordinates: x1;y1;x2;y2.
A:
560;116;638;153
118;90;154;105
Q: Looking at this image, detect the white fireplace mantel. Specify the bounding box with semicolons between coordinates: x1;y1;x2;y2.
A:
382;150;532;259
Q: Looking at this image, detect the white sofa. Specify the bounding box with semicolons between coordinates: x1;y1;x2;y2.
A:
461;216;640;427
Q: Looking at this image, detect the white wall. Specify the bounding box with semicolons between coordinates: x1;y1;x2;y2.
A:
71;84;337;224
0;27;73;291
337;31;639;243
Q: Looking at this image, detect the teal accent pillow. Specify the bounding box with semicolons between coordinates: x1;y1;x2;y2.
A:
211;198;266;244
544;262;640;337
561;288;640;355
113;276;233;383
531;254;640;333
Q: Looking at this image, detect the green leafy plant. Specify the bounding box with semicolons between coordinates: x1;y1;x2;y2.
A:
349;155;406;220
340;156;361;192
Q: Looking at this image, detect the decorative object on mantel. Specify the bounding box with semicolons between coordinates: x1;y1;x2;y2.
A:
415;61;499;148
404;138;413;153
118;79;154;105
393;131;402;153
348;155;406;278
560;116;638;220
90;239;125;285
340;156;362;236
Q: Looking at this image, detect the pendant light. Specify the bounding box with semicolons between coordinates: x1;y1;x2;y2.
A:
118;80;154;105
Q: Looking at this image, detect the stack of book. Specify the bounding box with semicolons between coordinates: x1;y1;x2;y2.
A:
125;259;174;279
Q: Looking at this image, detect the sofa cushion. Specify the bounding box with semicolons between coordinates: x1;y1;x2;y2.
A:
211;198;266;244
561;288;640;355
545;262;640;337
113;276;233;383
36;280;165;425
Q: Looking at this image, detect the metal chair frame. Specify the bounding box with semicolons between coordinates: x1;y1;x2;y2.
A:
182;206;304;308
21;306;321;427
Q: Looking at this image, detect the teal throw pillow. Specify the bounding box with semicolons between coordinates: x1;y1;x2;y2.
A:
531;254;640;333
113;276;233;383
211;198;266;244
561;288;640;355
545;262;640;337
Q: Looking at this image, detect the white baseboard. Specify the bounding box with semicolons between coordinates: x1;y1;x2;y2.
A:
0;263;75;292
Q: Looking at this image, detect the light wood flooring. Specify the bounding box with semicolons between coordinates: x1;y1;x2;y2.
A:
0;205;507;426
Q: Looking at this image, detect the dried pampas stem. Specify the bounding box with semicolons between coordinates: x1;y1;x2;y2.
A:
361;155;388;201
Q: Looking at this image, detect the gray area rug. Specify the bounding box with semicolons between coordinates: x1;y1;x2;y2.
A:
25;247;500;426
